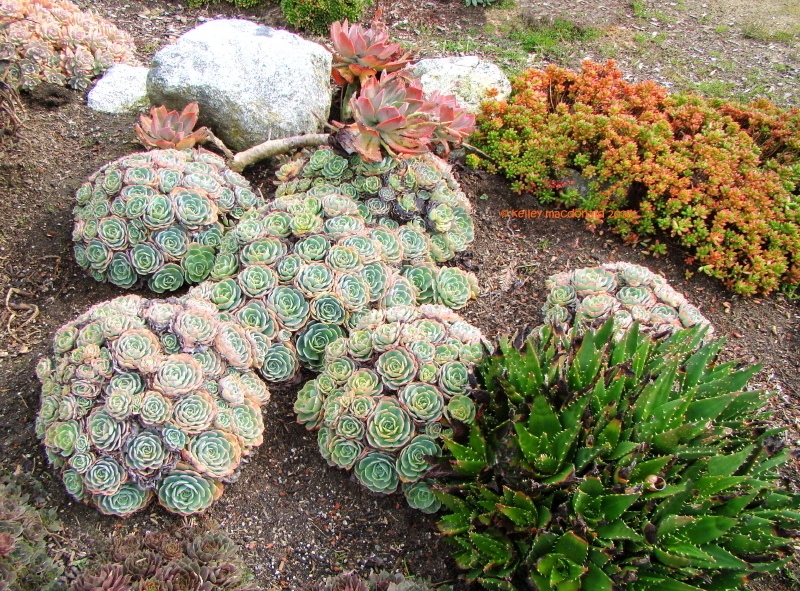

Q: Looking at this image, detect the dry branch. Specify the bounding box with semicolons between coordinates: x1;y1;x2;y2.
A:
229;133;331;172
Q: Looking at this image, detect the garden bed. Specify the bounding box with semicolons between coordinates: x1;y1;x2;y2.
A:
0;0;799;588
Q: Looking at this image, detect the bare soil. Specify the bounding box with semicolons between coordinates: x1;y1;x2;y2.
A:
0;0;799;589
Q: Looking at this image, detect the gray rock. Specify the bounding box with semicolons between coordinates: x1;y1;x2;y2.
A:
147;19;332;152
408;56;511;113
87;65;150;113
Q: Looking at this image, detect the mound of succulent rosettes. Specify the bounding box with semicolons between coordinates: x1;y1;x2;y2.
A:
543;262;713;339
312;570;446;591
184;192;478;383
72;148;265;292
0;472;64;591
274;147;475;263
36;294;270;517
0;0;138;91
294;304;488;513
70;528;257;591
436;321;800;591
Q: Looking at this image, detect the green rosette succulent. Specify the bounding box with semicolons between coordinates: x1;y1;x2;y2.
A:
438;361;470;396
396;435;441;482
327;356;357;383
294;305;486;510
37;295;270;517
347;330;374;361
444;394;475;424
435;320;798;591
347;368;382;397
181;243;216;283
83;457;127;496
328;436;366;470
157;464;223;516
402;481;441;514
366;398;415;451
185;430;242;478
294;381;326;429
268;286;310;331
435;267;479;310
296;323;346;370
542;263;714;340
261;342;300;382
94;483;153;518
398;382;445;422
354;451;399;495
73;149;263;292
336;273;370;311
148;262;185;293
375;347;419;389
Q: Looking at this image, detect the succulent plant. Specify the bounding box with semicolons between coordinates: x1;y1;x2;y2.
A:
183;193;478;383
332;71;439;162
36;295;271;517
72;148;264;291
435;320;800;591
274;147;475;262
543;262;714;340
0;472;64;591
428;91;476;155
294;304;488;512
0;0;138;91
312;570;445;591
329;14;411;87
135;103;210;150
70;527;257;591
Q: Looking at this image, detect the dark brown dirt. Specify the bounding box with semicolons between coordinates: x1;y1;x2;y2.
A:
1;0;799;589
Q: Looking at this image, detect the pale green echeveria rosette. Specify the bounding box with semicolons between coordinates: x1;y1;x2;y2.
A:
185;429;243;478
354;451;399;495
541;263;714;340
123;430;169;477
294;380;326;429
157;463;223;516
73;148;263;292
402;481;441;514
94;483;153;518
36;294;271;517
295;322;345;371
396;435;441;483
375;347;419;390
327;435;366;470
366;398;415;452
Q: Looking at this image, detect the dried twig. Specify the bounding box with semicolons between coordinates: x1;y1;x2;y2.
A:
203;130;234;160
229;133;331;172
4;287;39;344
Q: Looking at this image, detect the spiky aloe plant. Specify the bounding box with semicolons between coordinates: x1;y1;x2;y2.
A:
72;148;264;291
434;320;800;591
543;262;714;340
135;103;210;150
36;295;271;517
0;0;138;91
274;147;475;262
0;472;64;591
70;527;257;591
294;304;489;513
